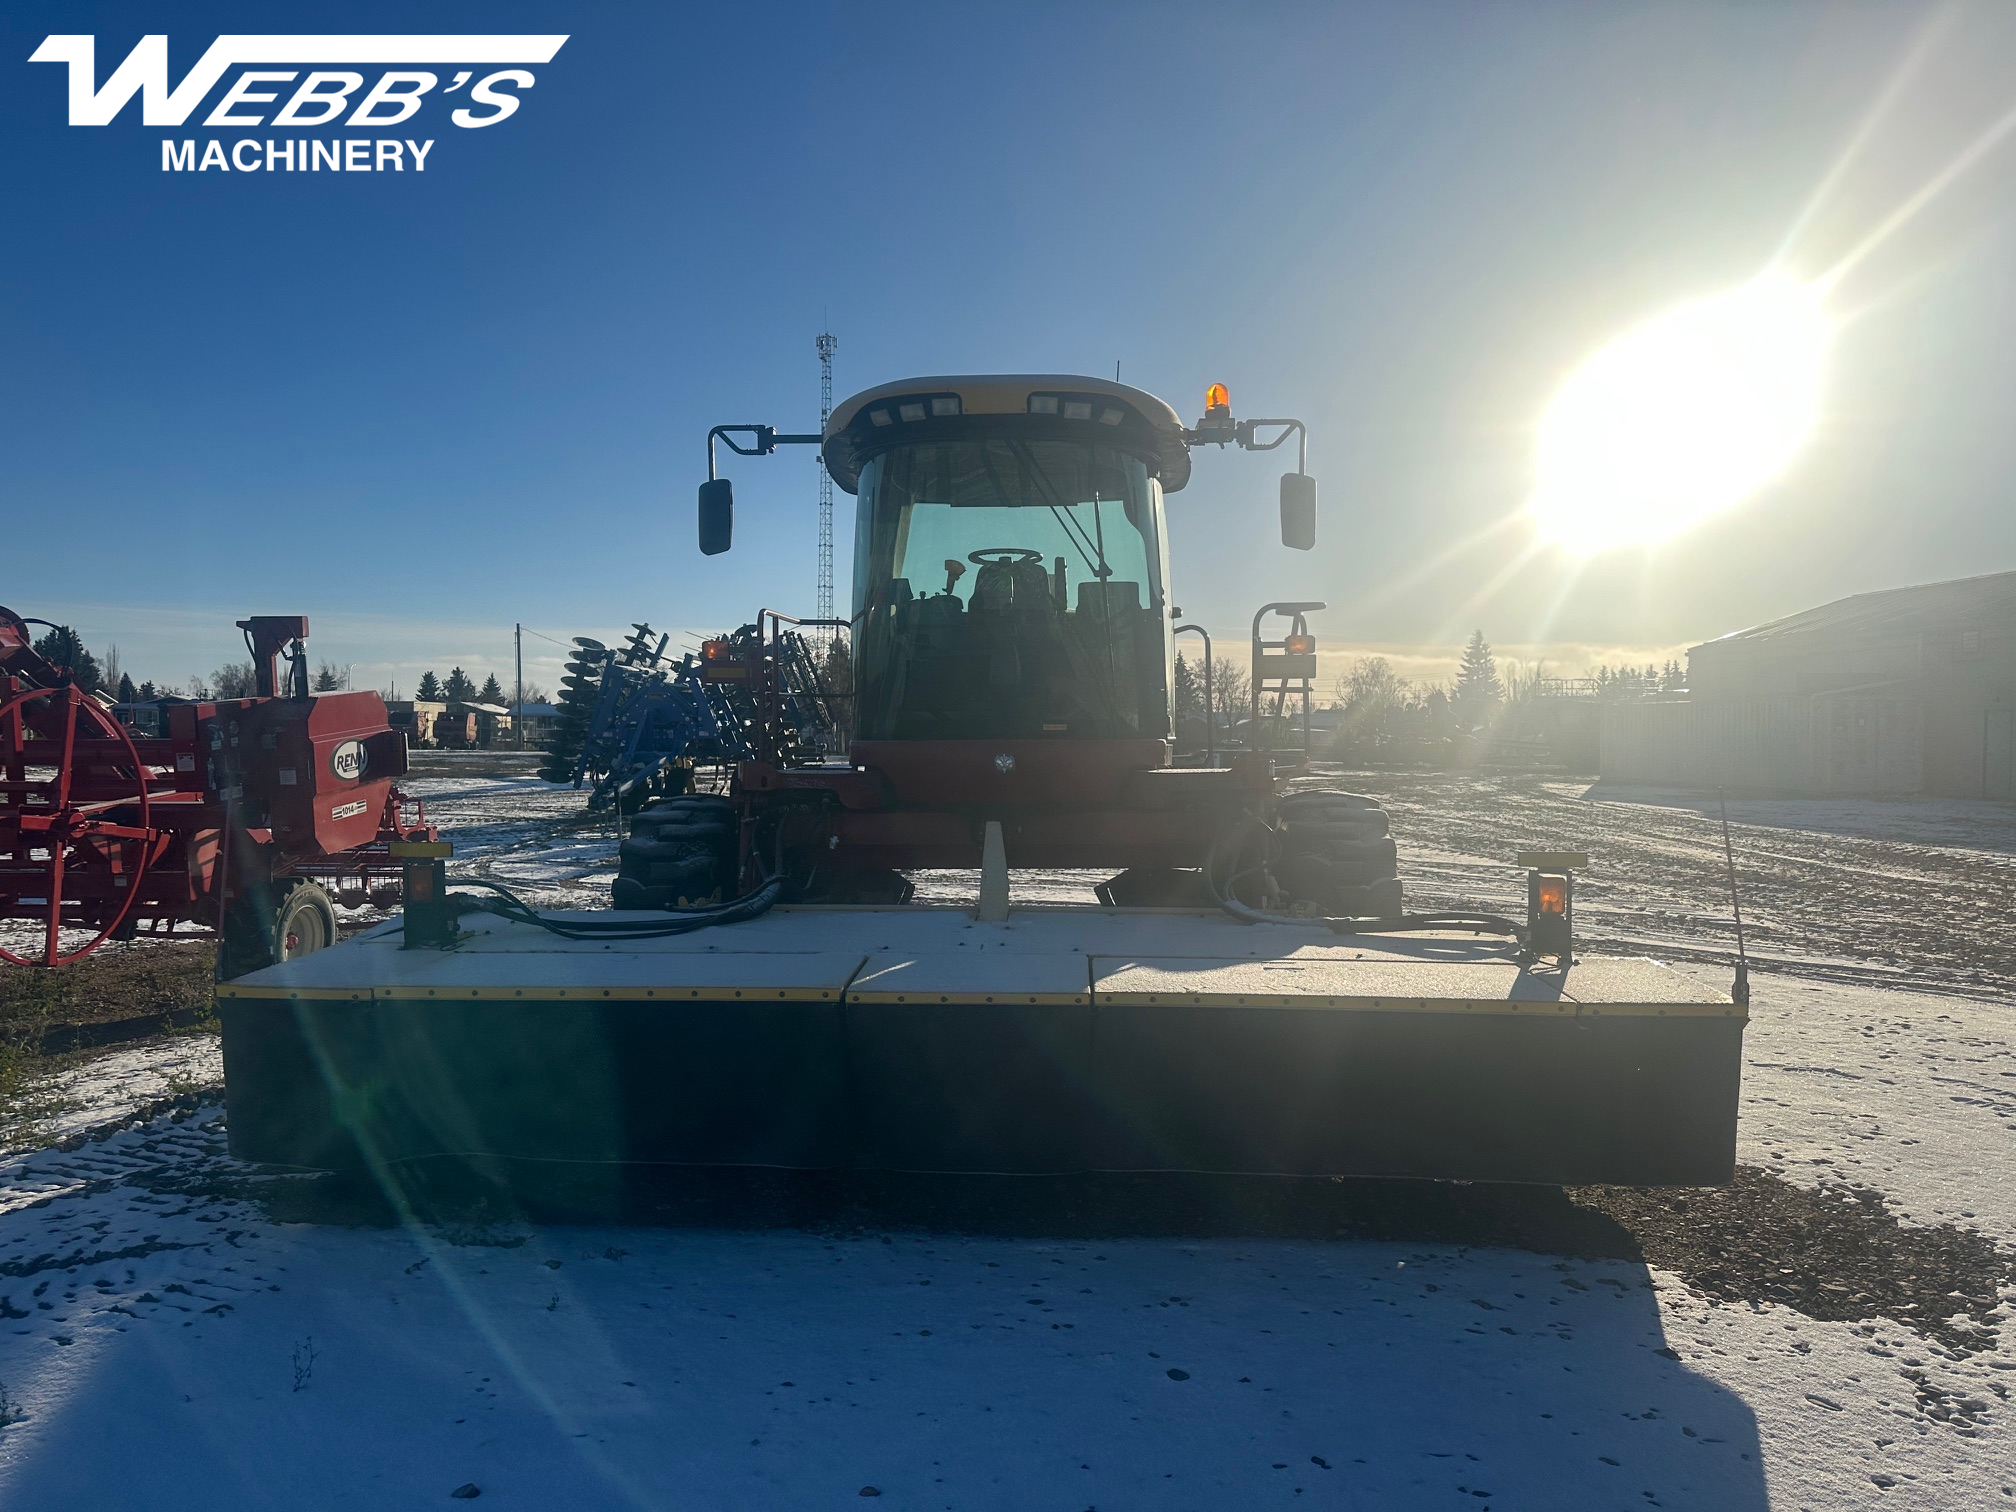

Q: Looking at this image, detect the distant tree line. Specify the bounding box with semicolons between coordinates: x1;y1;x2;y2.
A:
22;622;522;709
409;668;507;704
1590;660;1685;698
1171;626;1692;762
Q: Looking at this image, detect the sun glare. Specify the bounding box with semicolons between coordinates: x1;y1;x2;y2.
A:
1528;273;1832;555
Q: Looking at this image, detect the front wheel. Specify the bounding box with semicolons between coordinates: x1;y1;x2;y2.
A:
1273;790;1404;918
217;879;338;980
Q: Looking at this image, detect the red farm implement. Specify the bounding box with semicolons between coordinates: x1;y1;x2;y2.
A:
0;605;435;975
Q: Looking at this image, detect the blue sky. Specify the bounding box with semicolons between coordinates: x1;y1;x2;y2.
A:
5;2;2015;695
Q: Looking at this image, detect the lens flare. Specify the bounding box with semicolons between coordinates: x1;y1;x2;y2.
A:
1528;273;1831;555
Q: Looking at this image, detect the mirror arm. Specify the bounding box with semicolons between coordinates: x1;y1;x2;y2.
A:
1234;417;1307;474
706;424;823;480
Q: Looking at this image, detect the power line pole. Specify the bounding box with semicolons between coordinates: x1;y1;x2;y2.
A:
515;623;524;749
816;330;837;630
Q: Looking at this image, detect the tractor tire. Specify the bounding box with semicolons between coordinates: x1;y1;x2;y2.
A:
610;876;663;911
1096;868;1214;908
1279;833;1397;870
613;795;737;910
629;818;735;845
611;876;724;910
641;856;727;892
637;794;736;823
1273;789;1403;918
619;835;715;865
1278;790;1383;815
1280;811;1390;843
216;879;338;981
1275;850;1396;895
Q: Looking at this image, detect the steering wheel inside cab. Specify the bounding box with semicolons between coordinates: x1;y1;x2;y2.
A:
943;547;1044;596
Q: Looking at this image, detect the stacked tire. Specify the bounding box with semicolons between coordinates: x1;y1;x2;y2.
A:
610;795;739;910
1272;790;1403;918
538;637;607;784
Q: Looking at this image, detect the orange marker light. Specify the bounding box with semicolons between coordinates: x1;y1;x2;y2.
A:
1205;382;1230;414
699;638;748;681
1537;875;1568;915
1284;632;1316;656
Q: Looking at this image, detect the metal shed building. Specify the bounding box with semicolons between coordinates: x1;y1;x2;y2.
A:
1601;570;2016;799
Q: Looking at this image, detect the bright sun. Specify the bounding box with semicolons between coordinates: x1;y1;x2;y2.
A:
1528;273;1832;555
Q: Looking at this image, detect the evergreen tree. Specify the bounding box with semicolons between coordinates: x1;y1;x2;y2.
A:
31;625;101;692
1173;653;1204;724
477;672;504;703
1452;630;1501;726
313;662;342;691
1424;687;1450;730
136;680;158;700
443;667;476;702
116;673;137;704
416;670;444;701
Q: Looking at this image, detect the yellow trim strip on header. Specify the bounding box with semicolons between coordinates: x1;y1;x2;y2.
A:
217;982;1737;1019
1092;991;1741;1018
848;992;1089;1007
217;984;841;1004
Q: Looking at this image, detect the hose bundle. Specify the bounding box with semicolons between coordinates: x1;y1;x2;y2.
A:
446;875;783;941
1203;810;1526;945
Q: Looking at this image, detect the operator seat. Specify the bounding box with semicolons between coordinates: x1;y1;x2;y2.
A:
1071;580;1144;733
970;555;1055;694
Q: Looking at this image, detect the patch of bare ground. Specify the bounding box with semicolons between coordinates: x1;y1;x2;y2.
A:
1574;1168;2010;1357
1311;768;2016;997
0;942;216;1112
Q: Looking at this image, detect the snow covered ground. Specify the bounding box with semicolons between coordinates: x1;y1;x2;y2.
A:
0;965;2008;1512
0;758;2010;1508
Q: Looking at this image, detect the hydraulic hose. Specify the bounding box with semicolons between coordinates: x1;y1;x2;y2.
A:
445;875;784;941
1203;811;1527;946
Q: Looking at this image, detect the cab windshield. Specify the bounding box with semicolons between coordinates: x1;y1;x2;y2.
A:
851;439;1170;741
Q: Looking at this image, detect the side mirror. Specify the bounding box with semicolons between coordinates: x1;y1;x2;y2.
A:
1280;472;1317;551
698;478;734;556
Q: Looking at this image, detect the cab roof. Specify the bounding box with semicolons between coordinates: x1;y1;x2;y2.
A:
822;374;1193;495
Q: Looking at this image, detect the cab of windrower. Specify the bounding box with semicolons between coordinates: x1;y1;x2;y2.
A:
691;376;1317;741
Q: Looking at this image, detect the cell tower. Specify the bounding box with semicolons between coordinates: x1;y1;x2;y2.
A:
815;331;838;627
